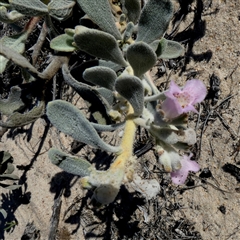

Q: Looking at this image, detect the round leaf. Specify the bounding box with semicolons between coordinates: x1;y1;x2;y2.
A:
74;26;128;67
127;41;157;77
83;66;117;90
115;74;144;116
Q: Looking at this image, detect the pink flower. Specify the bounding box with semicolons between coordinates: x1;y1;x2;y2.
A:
170;154;200;185
161;79;207;119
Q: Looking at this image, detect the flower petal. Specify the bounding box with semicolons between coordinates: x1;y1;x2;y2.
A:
183;79;207;104
182;104;198;114
170;155;200;185
165;80;182;99
161;98;183;119
171;168;188;185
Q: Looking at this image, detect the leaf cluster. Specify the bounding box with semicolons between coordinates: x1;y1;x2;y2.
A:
0;0;194;205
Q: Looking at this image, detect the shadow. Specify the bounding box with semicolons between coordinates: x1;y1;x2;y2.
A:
0;189;31;240
49;171;79;200
0;118;50;239
62;185;145;239
171;0;212;73
91;150;115;170
107;186;145;239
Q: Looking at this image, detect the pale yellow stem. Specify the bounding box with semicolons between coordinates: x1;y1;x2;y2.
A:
109;104;136;170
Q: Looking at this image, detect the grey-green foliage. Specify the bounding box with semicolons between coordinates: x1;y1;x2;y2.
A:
0;0;192;204
50;29;77;52
46;100;121;153
48;148;92;177
83;66;117;91
9;0;48;16
0;86;25;115
0;151;21;190
0;30;29;74
121;0;141;24
136;0;173;43
62;63;112;124
0;101;45;128
73;26;128;67
115;74;144;116
123;22;135;42
0;6;24;23
48;0;75;21
157;38;184;59
126;41;157;77
76;0;122;40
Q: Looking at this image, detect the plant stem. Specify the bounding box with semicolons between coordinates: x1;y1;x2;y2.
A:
109;104;136;171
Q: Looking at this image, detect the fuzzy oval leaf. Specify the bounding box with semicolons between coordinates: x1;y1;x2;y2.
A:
0;101;45;128
0;6;24;23
158;39;184;59
127;41;157;77
46;100;121;153
0;43;43;78
50;33;77;52
48;0;75;21
121;0;141;24
0;31;28;73
115;74;144;116
48;148;92;177
74;26;127;67
0;86;25;115
154;38;167;56
123;22;135;42
94;184;119;205
9;0;48;16
136;0;173;43
83;66;117;90
76;0;121;40
62;63;112;124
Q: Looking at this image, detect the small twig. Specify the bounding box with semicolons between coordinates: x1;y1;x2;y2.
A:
48;189;63;240
52;75;57;101
195;176;232;195
134;140;154;158
226;63;239;79
226;225;240;240
212;94;236;111
216;112;237;140
32;21;48;66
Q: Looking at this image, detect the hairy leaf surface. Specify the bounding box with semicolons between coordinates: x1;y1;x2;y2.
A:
74;26;127;67
0;86;25;115
76;0;121;40
48;148;92;177
9;0;48;16
83;66;117;90
115;74;144;116
121;0;141;24
136;0;173;43
47;100;121;153
0;6;24;23
127;42;157;77
48;0;75;21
